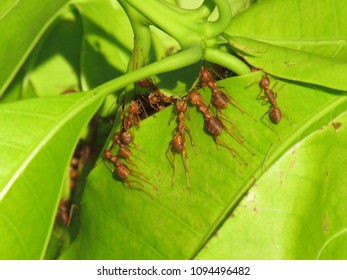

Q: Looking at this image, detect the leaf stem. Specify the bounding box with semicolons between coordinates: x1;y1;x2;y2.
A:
202;0;232;38
120;0;201;48
158;0;216;20
95;46;203;98
204;47;251;75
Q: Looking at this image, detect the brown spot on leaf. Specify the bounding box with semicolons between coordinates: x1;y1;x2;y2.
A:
332;122;342;130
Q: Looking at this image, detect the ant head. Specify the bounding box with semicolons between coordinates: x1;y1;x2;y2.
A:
113;132;121;144
148;92;160;104
129;100;140;113
104;149;113;160
188;90;202;105
176;98;187;113
200;66;213;82
260;75;270;89
137;78;151;89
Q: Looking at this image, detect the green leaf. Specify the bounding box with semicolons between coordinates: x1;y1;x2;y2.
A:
63;72;347;259
196;111;347;259
0;91;104;259
76;0;134;90
74;0;135;117
24;8;83;97
226;0;347;60
227;36;347;91
0;0;72;96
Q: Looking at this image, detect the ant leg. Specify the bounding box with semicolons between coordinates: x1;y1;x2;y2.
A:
260;109;281;140
166;147;176;186
219;120;255;156
124;157;139;168
280;109;293;126
184;126;198;155
182;150;190;191
261;143;274;174
213;136;248;166
128;170;159;191
257;91;269;105
244;76;261;89
220;121;244;144
124;179;154;199
130;152;148;166
214;108;241;134
66;204;77;227
218;87;258;122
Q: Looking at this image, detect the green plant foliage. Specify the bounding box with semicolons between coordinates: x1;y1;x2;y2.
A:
0;0;347;260
62;73;347;259
76;0;134;90
0;92;104;259
0;0;72;95
226;0;347;59
227;36;347;91
196;111;347;259
24;8;83;97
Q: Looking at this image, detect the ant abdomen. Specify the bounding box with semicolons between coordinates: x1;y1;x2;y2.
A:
206;117;223;136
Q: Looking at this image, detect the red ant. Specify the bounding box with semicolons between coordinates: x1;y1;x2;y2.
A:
167;98;195;189
188;90;253;163
121;98;146;132
137;77;174;111
57;198;77;227
112;132;142;167
116;98;145;148
258;75;282;124
200;66;256;123
104;149;157;193
127;100;143;128
107;97;148;169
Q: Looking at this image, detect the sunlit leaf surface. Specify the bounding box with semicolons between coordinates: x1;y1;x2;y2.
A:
226;0;347;60
64;72;347;259
0;92;103;259
228;36;347;91
196;111;347;259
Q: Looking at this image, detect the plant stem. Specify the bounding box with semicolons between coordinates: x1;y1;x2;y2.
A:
121;0;201;48
202;0;232;38
95;46;203;98
204;47;251;75
159;0;216;20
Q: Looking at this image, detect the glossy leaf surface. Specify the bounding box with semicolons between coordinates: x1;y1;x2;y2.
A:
64;72;347;259
226;0;347;60
0;91;104;259
0;0;72;95
196;111;347;259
